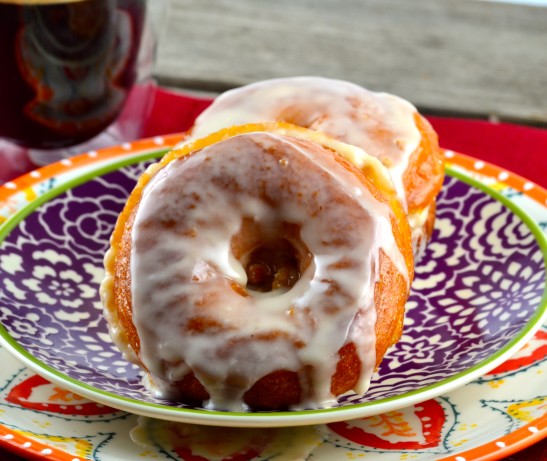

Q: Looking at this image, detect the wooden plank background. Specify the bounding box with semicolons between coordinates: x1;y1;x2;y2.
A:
151;0;547;125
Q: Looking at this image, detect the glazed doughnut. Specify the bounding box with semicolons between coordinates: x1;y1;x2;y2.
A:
101;123;414;411
187;77;444;253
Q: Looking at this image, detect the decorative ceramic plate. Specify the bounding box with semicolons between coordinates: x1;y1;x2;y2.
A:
0;138;546;429
0;321;545;461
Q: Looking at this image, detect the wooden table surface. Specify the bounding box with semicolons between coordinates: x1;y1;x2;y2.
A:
151;0;547;126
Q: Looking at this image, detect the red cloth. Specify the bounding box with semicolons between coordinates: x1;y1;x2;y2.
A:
2;86;547;190
426;116;547;189
141;87;212;138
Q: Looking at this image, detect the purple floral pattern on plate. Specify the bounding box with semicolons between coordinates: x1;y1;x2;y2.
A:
0;163;545;416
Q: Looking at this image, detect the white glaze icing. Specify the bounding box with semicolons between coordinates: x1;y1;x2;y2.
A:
130;132;407;411
187;76;421;213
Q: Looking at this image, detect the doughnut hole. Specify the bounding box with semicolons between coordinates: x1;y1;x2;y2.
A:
230;218;312;294
245;239;299;292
